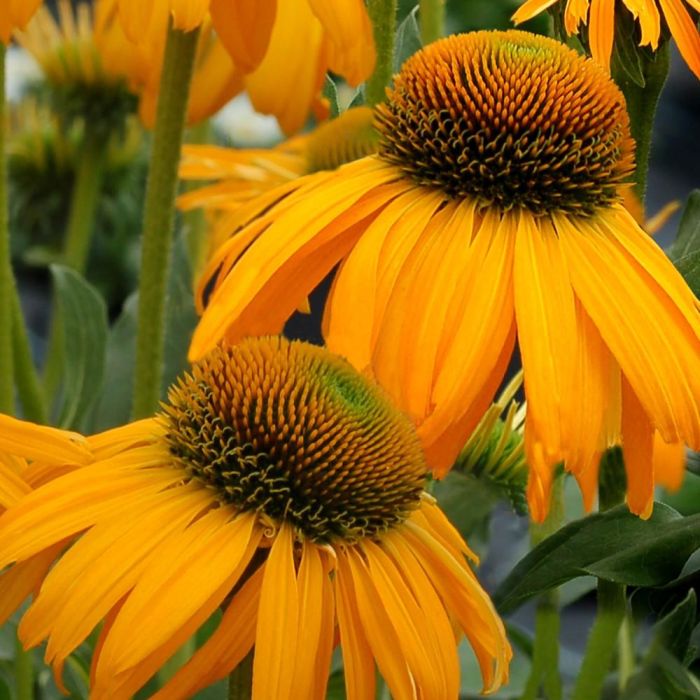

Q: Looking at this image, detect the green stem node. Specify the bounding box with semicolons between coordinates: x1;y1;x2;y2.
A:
365;0;398;107
419;0;445;45
131;23;200;419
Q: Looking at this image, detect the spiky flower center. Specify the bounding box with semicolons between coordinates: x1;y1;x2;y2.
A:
376;30;635;216
162;337;427;543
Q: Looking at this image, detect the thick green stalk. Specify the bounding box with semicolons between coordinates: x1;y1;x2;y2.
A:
614;44;670;204
15;637;34;700
365;0;398;107
43;131;106;400
131;23;200;419
571;450;627;700
522;476;564;700
0;45;14;413
63;133;106;272
11;291;47;423
228;653;253;700
419;0;445;45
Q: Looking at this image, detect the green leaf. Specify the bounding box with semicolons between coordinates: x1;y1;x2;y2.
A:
393;7;422;72
493;503;700;613
323;76;341;119
669;190;700;261
610;8;646;87
620;650;700;700
648;590;697;663
674;250;700;298
50;264;108;430
93;234;198;430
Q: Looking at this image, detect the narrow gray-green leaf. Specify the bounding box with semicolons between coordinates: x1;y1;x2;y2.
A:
394;7;422;72
51;264;108;430
670;191;700;261
674;250;700;297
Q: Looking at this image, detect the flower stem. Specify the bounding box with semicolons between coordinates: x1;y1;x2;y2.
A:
15;636;34;700
419;0;444;45
522;475;563;700
614;43;670;204
131;22;200;419
228;653;253;700
11;291;47;423
0;44;15;414
63;132;106;273
571;449;627;700
365;0;398;107
43;130;106;400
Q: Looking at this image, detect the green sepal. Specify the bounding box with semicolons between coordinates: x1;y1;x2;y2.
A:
393;7;422;73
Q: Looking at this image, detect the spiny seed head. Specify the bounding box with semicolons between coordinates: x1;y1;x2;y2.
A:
305;106;378;173
161;337;427;543
376;30;635;216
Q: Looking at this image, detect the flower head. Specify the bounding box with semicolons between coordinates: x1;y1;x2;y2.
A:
513;0;700;79
114;0;376;133
0;337;510;699
190;31;700;522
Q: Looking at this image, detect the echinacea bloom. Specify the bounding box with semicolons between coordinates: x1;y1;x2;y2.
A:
179;106;377;259
513;0;700;79
190;31;700;522
115;0;376;133
0;0;42;44
0;336;510;699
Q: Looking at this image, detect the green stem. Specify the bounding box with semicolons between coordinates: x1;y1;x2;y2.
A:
365;0;398;107
228;653;253;700
614;43;669;204
522;475;564;700
419;0;445;45
618;614;635;691
571;580;626;700
15;636;34;700
43;131;106;401
0;44;15;414
11;290;47;423
131;23;200;419
63;132;106;273
572;449;627;700
158;637;196;686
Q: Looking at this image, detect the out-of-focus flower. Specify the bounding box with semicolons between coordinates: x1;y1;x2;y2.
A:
179;106;377;262
114;0;376;134
0;0;42;44
513;0;700;79
0;337;511;699
189;31;700;522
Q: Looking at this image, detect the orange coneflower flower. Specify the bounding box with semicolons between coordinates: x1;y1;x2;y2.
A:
114;0;376;134
179;106;378;259
513;0;700;79
0;415;90;625
189;31;700;522
0;337;510;699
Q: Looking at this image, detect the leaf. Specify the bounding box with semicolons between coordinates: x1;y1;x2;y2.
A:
620;650;700;700
611;9;646;87
393;7;422;72
648;590;697;663
493;503;700;613
669;190;700;261
323;76;340;119
50;264;108;430
93;234;198;430
674;250;700;298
